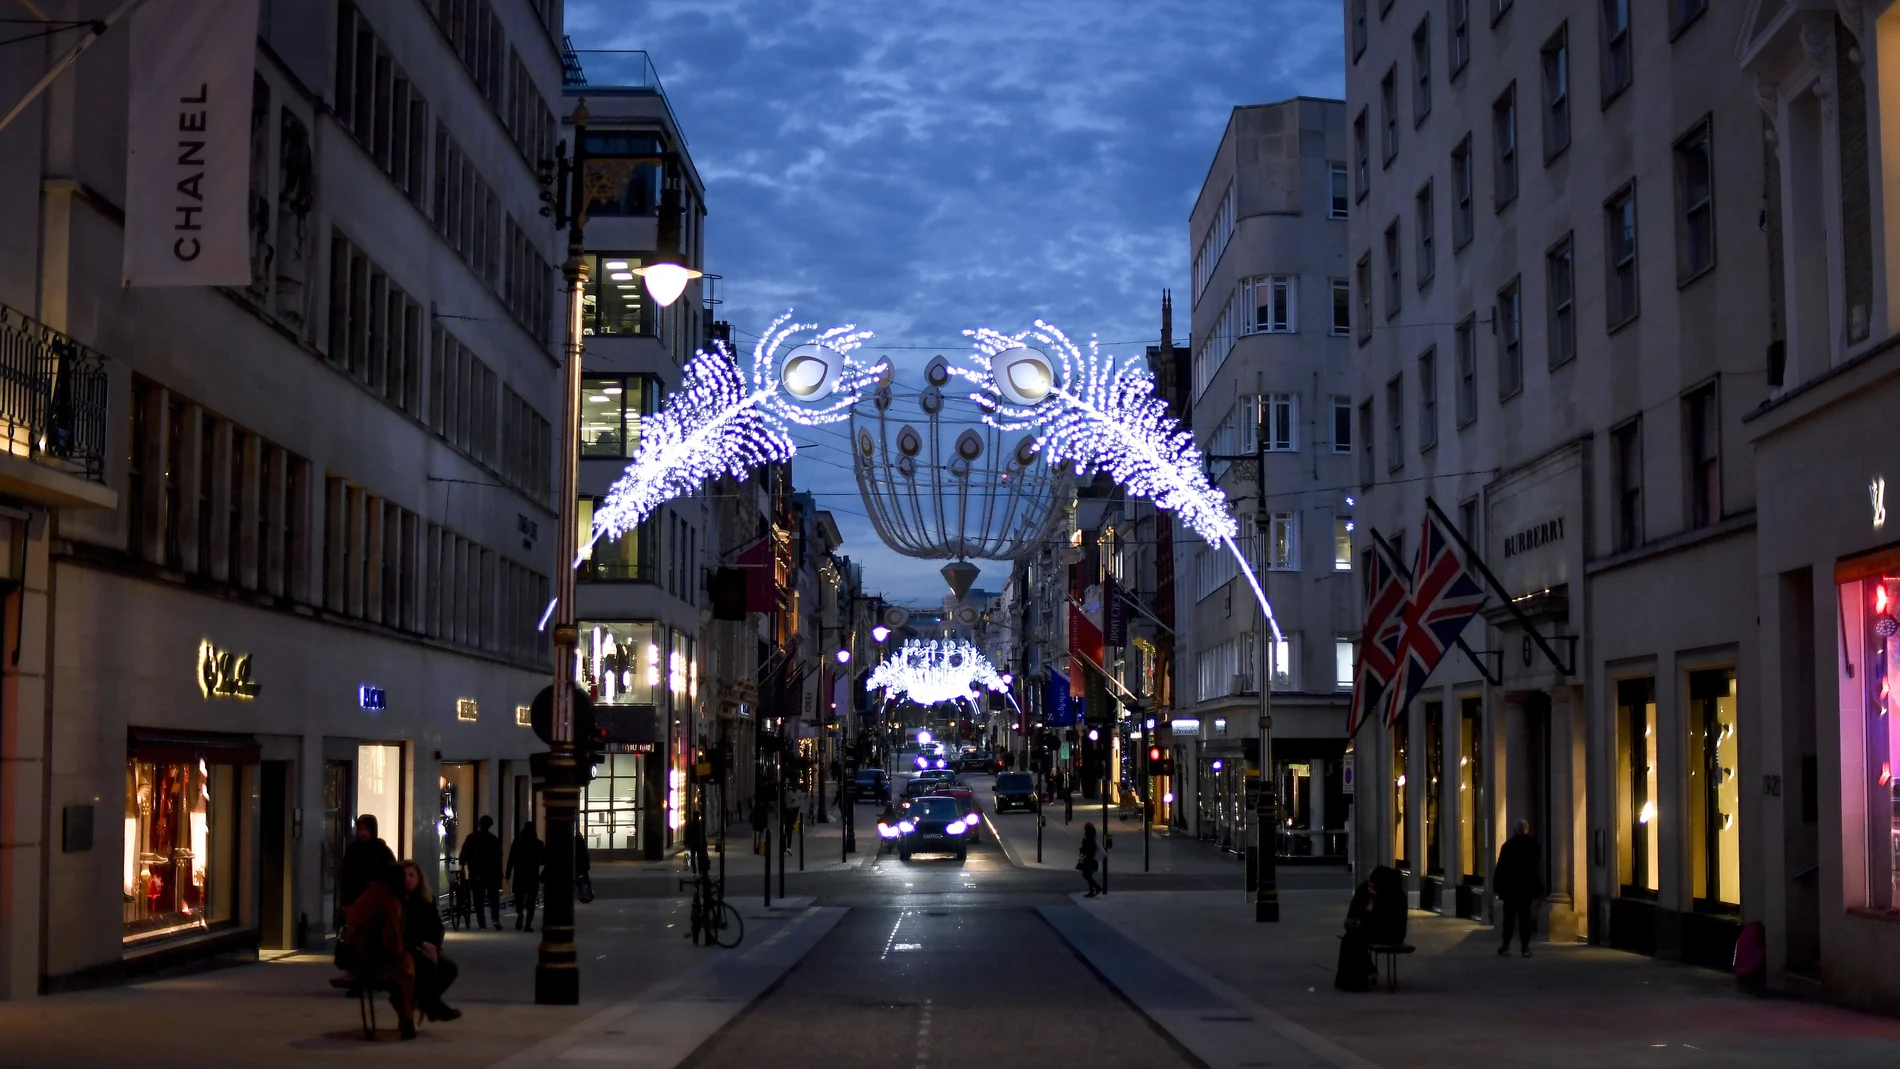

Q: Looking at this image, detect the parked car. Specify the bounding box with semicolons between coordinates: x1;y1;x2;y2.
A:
992;771;1038;813
854;768;889;802
895;796;970;861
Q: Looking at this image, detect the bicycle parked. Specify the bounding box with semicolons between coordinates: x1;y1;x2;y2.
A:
682;870;743;948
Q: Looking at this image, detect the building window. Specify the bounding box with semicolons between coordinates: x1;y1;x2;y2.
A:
1687;668;1739;911
1617;678;1660;898
581;253;652;336
1335;638;1355;690
1269;633;1297;691
1334;515;1354;571
1417;346;1438;451
1352;0;1368;58
124;750;240;942
1670;0;1707;35
1685;383;1720;527
1611;417;1643;551
1455;314;1477;425
1356;254;1374;343
1451;135;1474;248
1547;233;1576;367
1497;279;1522;400
1675;120;1715;281
1384;220;1402;318
1412;16;1432;124
1448;0;1470;75
1358;401;1375;488
1329;162;1350;219
1191;185;1236;306
1459;697;1485;884
1393;717;1410;870
1381;66;1399;164
1331;278;1352;336
580;375;660;458
1245;275;1297;334
1605;182;1640;327
576;498;657;582
1415;181;1435;285
1385;374;1404;470
1263;393;1297;452
1268;512;1300;571
1601;0;1632;102
1332;396;1353;454
1845;574;1900;909
1541;24;1570;159
1492;84;1518;209
1354;109;1371;202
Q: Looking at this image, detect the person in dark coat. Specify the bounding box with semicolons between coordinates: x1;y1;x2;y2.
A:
342;864;415;1039
1334;871;1380;992
458;815;503;931
750;796;770;853
1078;823;1103;896
505;822;545;932
398;860;462;1022
1367;864;1409;945
339;814;396;920
1494;820;1542;957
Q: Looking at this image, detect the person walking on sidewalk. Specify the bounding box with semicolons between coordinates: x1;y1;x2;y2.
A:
1494;819;1542;957
750;796;770;854
1062;774;1075;825
505;822;544;932
458;815;503;931
1078;823;1103;896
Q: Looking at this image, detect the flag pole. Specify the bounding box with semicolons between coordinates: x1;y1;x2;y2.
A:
1422;497;1574;675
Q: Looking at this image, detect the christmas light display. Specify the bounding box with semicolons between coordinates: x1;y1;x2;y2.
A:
589;312;884;548
949;320;1281;641
866;639;1008;707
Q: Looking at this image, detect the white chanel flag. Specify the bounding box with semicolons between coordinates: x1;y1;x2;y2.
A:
122;0;259;287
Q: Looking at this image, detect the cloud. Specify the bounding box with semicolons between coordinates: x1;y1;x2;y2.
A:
566;0;1343;599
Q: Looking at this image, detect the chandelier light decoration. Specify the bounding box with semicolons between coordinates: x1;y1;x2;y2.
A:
949;320;1282;643
589;312;885;549
866;639;1008;707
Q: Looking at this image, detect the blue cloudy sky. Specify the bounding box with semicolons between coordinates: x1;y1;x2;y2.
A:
565;0;1344;602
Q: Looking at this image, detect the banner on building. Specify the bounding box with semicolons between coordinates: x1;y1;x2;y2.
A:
1103;576;1128;649
1044;671;1074;726
1068;603;1103;695
123;0;260;287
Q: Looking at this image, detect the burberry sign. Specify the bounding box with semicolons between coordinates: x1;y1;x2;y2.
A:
1502;517;1565;559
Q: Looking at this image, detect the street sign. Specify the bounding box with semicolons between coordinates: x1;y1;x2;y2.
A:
1342;760;1355;794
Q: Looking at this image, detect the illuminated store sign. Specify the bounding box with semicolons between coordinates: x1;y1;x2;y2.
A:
197;640;259;700
1874;476;1887;531
359;685;386;711
1170;718;1201;736
516;705;532;726
456;698;479;722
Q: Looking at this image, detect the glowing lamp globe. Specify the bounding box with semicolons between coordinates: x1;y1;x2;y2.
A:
835;649;852;664
780;343;844;400
633;261;701;308
992;346;1056;406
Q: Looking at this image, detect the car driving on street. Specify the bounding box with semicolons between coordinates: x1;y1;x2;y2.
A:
895;796;970;861
992;771;1039;813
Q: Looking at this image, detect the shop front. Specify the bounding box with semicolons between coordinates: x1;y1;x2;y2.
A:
574;619;696;859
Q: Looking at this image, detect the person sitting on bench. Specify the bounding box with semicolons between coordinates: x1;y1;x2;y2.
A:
342;864;417;1040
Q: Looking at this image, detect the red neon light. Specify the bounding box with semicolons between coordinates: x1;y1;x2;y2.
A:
1880;585;1891;614
1884;763;1893;787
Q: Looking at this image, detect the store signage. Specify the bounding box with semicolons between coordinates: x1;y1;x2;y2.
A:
515;705;532;727
610;741;658;755
1502;516;1565;559
456;698;479;722
1342;762;1355;794
197;639;258;700
1874;476;1887;531
1170;718;1201;736
359;685;386;711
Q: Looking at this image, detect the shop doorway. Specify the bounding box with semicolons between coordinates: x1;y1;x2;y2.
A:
320;760;350;935
1509;692;1553;896
1782;567;1820;977
356;743;405;856
438;761;479;890
259;761;292;950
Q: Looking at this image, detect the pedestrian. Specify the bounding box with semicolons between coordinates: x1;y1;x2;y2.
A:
458;815;503;931
574;830;593;903
750;796;770;855
397;859;462;1022
1078;823;1103;896
339;814;396;920
505;821;544;932
780;789;798;854
341;864;416;1040
1062;776;1075;825
1494;819;1542;958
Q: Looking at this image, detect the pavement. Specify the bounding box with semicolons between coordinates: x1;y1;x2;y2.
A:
6;770;1900;1068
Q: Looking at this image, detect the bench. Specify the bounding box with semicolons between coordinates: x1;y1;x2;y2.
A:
1368;944;1415;992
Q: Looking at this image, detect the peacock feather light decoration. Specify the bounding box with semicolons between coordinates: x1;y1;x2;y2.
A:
948;320;1282;642
589;311;884;551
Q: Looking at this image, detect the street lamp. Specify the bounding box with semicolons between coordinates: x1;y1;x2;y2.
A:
836;649;851;664
630;181;701;307
872;625;890;642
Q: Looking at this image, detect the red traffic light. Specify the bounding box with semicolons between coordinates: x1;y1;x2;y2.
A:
1149;746;1161;762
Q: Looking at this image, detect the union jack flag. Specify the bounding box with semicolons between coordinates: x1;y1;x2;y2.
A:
1383;510;1488;727
1347;535;1409;737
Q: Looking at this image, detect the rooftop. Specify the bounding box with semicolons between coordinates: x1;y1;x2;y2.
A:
562;42;688;144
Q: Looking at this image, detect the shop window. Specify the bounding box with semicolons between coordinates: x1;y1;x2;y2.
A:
1846;575;1900;909
1687;668;1739;911
438;761;478;892
1393;716;1410;871
584;752;644;851
1458;697;1485;884
1617;678;1659;897
356;742;405;857
125;756;238;941
1425;701;1444;876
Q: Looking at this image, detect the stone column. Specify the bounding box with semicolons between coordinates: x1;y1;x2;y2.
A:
1309;757;1326;857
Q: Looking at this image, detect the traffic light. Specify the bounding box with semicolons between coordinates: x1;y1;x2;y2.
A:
1148;746;1161;763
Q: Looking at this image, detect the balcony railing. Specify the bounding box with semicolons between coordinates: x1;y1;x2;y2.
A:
560;43;689;144
0;303;109;485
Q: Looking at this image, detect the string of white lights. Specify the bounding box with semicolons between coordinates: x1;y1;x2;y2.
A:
865;639;1008;706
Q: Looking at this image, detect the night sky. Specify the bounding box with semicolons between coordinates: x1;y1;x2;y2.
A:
564;0;1344;601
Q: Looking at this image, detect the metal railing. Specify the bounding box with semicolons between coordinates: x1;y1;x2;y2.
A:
0;303;109;485
560;44;689;144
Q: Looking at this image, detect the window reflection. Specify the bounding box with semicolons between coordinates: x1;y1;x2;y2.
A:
580;133;663;217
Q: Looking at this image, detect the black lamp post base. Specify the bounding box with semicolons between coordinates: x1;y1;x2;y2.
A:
535;963;579;1005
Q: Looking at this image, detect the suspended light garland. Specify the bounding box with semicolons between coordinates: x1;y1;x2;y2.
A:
948;320;1281;642
589;312;885;549
866;639;1007;707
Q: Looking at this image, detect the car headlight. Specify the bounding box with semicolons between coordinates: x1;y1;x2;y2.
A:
898;820;915;834
878;823;900;839
944;822;965;835
964;815;982;828
934;759;945;768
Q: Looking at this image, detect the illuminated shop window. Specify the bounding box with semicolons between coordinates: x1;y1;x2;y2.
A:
1687;667;1739;911
1616;678;1659;897
124;756;237;942
1845;575;1900;910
